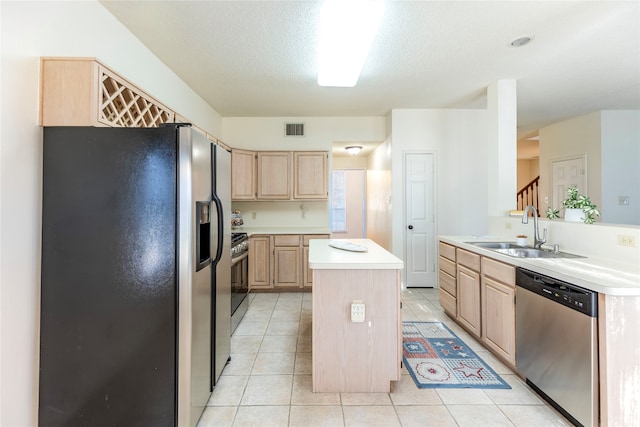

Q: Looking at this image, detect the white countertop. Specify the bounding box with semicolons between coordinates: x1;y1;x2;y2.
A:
232;226;331;236
440;235;640;296
309;239;404;270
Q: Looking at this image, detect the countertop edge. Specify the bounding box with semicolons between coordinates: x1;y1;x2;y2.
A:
232;227;331;236
309;239;404;270
439;235;640;296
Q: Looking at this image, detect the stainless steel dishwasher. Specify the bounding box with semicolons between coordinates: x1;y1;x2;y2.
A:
516;268;599;427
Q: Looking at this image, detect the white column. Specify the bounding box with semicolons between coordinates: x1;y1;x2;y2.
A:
487;80;517;216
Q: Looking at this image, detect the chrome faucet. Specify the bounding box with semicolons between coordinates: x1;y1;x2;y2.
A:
522;205;547;248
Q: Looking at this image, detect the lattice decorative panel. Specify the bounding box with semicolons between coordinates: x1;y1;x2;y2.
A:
98;67;174;128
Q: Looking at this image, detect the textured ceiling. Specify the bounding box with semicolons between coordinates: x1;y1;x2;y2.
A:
100;1;640;138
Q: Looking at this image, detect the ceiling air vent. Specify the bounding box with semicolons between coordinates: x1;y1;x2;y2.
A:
285;122;305;137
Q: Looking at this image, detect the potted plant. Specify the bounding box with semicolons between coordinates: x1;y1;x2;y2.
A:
545;186;601;224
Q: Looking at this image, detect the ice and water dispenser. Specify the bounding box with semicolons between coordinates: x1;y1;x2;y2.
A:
196;201;212;271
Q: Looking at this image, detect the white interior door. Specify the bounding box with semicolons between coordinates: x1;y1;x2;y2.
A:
552;156;586;216
405;153;436;288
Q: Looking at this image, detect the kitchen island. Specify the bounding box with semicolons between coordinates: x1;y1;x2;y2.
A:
308;239;404;393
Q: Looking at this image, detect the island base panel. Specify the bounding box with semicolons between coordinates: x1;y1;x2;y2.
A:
312;269;401;393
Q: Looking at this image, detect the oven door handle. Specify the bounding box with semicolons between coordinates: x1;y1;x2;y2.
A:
231;251;248;266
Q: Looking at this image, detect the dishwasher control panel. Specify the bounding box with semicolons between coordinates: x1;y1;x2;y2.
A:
516;268;597;317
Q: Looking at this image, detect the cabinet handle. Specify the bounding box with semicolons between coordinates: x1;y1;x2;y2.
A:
408;225;413;230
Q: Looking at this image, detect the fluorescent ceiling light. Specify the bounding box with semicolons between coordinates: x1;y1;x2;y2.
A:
317;0;385;87
345;145;363;155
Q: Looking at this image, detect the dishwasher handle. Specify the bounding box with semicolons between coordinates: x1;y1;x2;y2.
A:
516;268;598;317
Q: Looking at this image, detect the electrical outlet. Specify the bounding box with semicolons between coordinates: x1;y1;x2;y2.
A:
505;222;513;230
351;301;365;323
252;211;257;219
617;235;636;247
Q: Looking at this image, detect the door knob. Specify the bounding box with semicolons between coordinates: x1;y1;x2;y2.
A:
408;225;413;230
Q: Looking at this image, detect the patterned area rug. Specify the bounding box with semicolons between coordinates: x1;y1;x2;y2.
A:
402;321;511;389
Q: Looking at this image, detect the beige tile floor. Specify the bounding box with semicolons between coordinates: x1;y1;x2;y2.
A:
198;288;572;427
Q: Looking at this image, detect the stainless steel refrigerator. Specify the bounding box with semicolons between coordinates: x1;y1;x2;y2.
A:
39;125;231;427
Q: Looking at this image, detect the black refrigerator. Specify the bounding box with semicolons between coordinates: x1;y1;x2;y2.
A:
39;125;231;427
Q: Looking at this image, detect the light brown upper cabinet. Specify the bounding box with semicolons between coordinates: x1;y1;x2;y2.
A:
257;152;292;200
232;150;328;201
39;57;174;128
294;152;328;199
231;149;257;200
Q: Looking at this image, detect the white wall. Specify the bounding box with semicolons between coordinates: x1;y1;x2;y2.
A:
601;110;640;225
517;158;539;191
333;155;368;169
538;110;640;226
1;2;222;425
222;116;385;151
366;136;393;250
538;112;602;214
389;109;488;259
487;80;517;217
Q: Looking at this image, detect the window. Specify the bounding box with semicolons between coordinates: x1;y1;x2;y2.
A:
330;170;346;232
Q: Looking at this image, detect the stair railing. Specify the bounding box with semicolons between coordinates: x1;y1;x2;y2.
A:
517;176;540;215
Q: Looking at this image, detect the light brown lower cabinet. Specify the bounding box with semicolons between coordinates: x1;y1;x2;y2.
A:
481;257;516;366
303;235;328;288
439;241;516;367
438;242;457;317
248;234;329;290
456;264;481;337
273;235;302;287
249;236;272;289
456;248;481;338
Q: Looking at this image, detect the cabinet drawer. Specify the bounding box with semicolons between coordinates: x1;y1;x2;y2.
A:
456;248;480;272
439;256;456;277
303;234;329;246
439;288;457;316
273;235;301;246
481;257;515;286
439;270;456;296
439;241;456;261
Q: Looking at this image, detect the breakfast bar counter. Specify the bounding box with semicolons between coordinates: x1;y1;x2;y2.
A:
308;239;404;393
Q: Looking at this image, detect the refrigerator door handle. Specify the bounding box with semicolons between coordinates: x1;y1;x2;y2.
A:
211;192;224;266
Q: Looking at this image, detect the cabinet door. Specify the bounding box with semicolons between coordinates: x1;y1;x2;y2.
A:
303;235;329;288
274;246;300;287
294;152;327;199
457;265;481;337
482;276;515;365
231;149;256;200
249;236;272;289
257;152;291;199
303;246;312;288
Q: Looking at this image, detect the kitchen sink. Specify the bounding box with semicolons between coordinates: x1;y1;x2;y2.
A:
466;241;523;249
493;247;584;259
466;241;584;259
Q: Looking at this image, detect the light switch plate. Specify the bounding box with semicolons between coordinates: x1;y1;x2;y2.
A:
351;301;365;323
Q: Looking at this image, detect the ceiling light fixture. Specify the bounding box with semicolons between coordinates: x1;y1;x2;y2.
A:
317;0;385;87
345;145;363;155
